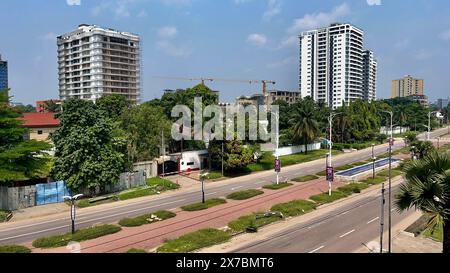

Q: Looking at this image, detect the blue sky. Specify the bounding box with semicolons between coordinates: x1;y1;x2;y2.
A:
1;0;450;105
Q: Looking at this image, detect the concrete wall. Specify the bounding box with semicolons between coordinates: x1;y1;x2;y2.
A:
0;185;36;211
380;126;409;135
274;143;322;157
133;161;158;178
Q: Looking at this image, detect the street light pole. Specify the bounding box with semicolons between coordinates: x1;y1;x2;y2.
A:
63;194;83;234
382;110;393;253
161;131;165;177
380;183;385;253
372;144;376;179
276;110;280;185
200;172;208;204
221;141;224;177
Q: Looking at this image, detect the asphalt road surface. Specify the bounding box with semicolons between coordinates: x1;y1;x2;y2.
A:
0;128;447;246
234;185;410;253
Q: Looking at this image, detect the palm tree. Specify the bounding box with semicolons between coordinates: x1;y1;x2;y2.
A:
290;99;320;154
395;151;450;253
410;140;435;159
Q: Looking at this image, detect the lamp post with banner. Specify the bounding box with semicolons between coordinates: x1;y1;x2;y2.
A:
63;194;84;234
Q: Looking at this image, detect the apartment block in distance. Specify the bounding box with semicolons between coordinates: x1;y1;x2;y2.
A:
363;50;377;101
299;23;377;108
0;54;8;90
391;75;423;98
57;24;141;103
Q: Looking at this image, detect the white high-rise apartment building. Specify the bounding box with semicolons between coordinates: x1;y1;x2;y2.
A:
57;24;141;103
363;50;377;102
299;23;376;108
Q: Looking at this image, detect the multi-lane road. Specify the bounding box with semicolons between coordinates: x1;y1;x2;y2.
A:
0;127;448;249
234;184;410;253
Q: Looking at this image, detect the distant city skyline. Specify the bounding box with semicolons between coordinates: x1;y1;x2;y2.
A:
1;0;450;104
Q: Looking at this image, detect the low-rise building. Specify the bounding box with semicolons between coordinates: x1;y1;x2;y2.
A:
17;113;60;142
267;90;301;105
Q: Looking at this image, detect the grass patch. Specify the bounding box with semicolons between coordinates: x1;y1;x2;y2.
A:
157;228;231;253
0;210;10;222
377;169;403;178
422;224;443;242
181;198;226;212
126;248;148;253
292;175;319;182
309;191;349;205
77;196;118;208
362;176;387;185
337;183;369;195
118;177;180;201
206;171;223;180
0;245;31;253
32;224;122;249
316;170;327;176
228;213;282;233
226;189;264;200
271;200;317;217
263;183;293;190
118;210;176;227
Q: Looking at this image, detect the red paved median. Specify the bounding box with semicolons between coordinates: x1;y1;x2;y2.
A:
29;178;345;253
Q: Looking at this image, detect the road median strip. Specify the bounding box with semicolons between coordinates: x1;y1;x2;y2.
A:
226;189;264;200
181;198;227;212
118;210;176;227
0;245;32;253
32;224;122;249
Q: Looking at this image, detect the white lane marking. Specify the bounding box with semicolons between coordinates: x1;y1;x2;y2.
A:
231;186;243;191
255;181;267;185
339;229;356;238
367;217;379;224
0;225;69;242
308;245;325;253
340;211;349;216
206;192;218;196
0;199;186;241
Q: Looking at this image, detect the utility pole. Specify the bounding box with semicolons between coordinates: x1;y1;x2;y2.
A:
380;183;385;253
276;110;280;185
382;110;393;253
327;112;342;196
221;141;224;177
372;144;376;179
161;131;165;177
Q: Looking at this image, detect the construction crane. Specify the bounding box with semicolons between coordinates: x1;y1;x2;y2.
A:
153;76;276;106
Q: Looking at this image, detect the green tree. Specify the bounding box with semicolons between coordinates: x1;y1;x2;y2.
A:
0;90;52;184
96;94;130;121
39;100;61;113
395;151;450;253
121;104;171;163
51;99;125;192
410;140;435;159
209;138;255;171
290;98;320;154
14;104;36;113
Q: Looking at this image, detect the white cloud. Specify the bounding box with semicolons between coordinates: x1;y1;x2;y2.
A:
66;0;81;6
158;26;178;39
40;32;57;41
288;3;350;34
439;30;450;41
367;0;381;6
277;35;298;49
247;33;267;46
157;40;191;57
415;49;433;60
263;0;281;21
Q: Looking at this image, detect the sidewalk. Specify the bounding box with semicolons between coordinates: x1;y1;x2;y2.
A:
29;177;346;253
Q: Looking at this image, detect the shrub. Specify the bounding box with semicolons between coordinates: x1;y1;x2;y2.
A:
119;210;176;227
181;198;226;212
126;248;148;253
157;228;231;253
0;210;11;222
362;176;387;185
310;191;348;205
263;183;293;190
0;245;31;253
271;200;317;217
228;213;282;233
32;224;122;248
337;183;369;195
226;189;264;200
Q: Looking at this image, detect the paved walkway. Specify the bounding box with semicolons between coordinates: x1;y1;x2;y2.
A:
29;177;345;253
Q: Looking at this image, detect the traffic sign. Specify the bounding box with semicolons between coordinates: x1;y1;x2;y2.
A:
326;167;334;182
275;159;281;173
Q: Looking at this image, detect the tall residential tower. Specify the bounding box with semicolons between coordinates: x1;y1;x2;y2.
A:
0;55;8;90
299;23;377;108
57;24;141;103
391;75;423;98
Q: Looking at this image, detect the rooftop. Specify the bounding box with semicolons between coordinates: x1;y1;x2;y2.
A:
17;112;60;128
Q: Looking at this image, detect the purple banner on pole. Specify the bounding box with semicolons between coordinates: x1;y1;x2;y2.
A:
275;159;281;173
326;167;334;182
